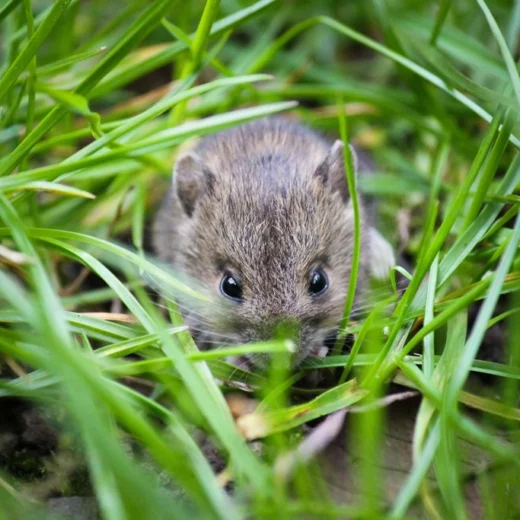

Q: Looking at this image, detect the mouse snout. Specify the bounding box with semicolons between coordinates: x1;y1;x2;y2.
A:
235;316;299;365
240;314;327;368
244;317;301;343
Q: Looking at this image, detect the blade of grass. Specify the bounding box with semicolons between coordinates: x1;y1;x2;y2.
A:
170;0;221;124
506;0;520;52
390;420;441;518
0;0;72;104
4;181;95;198
187;340;295;361
161;20;234;77
20;0;36;169
476;0;520;106
461;110;518;231
36;46;108;76
413;42;517;108
237;379;368;439
0;0;21;25
430;0;452;45
436;313;468;520
423;254;439;379
334;98;362;354
131;180;146;258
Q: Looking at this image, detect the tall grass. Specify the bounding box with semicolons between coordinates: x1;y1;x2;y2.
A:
1;0;519;518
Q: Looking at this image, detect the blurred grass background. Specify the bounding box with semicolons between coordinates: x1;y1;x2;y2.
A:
0;0;520;518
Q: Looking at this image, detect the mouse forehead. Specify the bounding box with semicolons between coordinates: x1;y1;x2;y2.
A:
231;194;320;262
197;179;344;277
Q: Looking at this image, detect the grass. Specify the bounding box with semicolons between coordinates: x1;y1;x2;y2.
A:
0;0;520;518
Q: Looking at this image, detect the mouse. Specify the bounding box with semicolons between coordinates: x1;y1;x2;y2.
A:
152;117;395;369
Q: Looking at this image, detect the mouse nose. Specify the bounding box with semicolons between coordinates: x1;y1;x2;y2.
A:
253;317;301;343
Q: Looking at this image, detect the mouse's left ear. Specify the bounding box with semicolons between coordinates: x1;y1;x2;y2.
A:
174;152;216;218
313;140;358;202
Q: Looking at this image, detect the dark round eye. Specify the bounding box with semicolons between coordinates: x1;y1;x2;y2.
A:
308;269;328;296
220;273;243;301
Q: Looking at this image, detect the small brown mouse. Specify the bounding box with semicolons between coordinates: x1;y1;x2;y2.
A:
153;117;394;368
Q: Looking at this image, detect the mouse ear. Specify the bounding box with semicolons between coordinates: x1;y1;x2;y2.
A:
173;152;215;217
313;140;358;202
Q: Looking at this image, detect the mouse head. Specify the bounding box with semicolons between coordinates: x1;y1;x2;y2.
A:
155;138;390;369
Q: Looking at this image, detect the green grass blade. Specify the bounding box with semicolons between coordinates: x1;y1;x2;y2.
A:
0;0;72;104
476;0;520;107
334;100;361;354
430;0;452;45
0;0;21;25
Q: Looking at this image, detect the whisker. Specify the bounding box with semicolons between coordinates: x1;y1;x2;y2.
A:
195;339;238;347
186;327;238;342
226;356;255;382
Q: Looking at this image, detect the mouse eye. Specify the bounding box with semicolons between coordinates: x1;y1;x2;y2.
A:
220;273;243;301
308;269;328;297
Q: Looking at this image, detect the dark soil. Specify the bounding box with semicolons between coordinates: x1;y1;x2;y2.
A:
0;398;58;481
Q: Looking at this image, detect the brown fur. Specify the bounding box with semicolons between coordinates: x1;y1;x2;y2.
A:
153;118;369;367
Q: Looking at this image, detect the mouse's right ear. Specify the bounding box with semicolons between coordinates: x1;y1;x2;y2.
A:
313;140;358;202
173;152;215;217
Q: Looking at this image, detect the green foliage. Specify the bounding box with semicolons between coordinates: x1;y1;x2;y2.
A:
1;0;519;518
